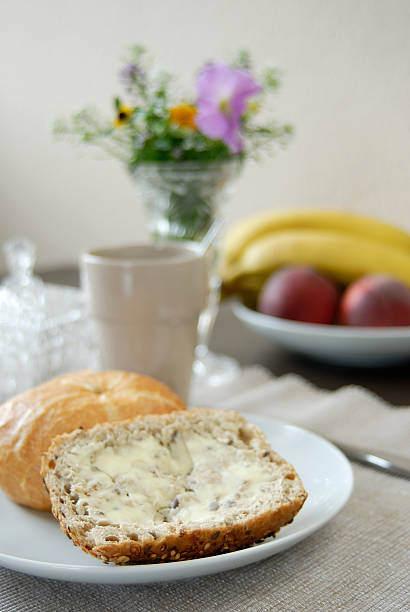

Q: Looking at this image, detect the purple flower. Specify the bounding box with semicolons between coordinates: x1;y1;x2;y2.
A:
195;62;261;153
120;63;145;93
120;63;136;86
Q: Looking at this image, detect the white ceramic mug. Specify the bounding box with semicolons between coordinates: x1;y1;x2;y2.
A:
81;243;208;402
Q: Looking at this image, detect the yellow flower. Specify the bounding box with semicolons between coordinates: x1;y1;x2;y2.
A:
247;101;261;114
169;104;197;129
114;105;134;127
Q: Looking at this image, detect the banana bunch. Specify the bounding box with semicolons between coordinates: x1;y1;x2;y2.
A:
221;208;410;297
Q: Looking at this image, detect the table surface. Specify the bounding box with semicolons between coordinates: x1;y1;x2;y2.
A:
0;267;408;611
42;267;410;406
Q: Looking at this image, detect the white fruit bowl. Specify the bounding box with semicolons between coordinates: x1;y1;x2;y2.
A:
232;299;410;367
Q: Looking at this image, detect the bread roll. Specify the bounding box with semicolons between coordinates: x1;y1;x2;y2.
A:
0;370;185;510
41;409;307;564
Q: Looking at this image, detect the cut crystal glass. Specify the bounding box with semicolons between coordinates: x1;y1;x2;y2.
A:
0;237;98;402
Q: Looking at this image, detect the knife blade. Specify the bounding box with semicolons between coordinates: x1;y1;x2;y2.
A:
331;441;410;480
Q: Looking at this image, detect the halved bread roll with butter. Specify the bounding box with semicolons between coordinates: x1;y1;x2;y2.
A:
41;409;307;564
0;370;185;510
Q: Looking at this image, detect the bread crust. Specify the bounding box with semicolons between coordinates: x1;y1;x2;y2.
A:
42;409;307;564
0;370;185;510
59;502;304;564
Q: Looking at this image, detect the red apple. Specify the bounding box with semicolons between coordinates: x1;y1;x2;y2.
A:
338;275;410;326
257;265;339;324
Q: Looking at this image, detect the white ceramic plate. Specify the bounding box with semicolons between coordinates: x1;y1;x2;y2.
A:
232;300;410;367
0;414;353;584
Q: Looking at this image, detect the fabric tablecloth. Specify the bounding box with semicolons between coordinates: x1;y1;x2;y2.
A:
1;367;409;612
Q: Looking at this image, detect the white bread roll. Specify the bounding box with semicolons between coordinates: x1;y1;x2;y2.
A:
0;370;185;510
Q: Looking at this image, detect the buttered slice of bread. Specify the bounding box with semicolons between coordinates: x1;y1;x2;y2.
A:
41;409;307;564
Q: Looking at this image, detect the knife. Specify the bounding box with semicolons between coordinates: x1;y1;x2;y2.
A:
331;441;410;480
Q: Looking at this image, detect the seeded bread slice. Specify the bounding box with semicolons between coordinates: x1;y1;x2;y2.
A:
41;409;307;565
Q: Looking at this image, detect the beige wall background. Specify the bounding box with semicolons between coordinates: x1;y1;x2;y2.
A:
1;0;410;273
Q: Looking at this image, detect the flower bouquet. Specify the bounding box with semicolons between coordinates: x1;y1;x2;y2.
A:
55;46;291;385
55;46;291;241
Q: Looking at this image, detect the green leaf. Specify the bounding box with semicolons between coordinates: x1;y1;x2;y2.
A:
264;67;280;89
233;49;252;71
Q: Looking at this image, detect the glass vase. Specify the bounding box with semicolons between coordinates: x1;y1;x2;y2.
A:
132;160;241;392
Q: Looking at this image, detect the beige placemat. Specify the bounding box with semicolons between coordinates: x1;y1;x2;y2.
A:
1;368;409;612
209;366;410;454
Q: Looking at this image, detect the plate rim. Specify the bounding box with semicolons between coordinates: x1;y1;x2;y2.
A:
0;415;353;584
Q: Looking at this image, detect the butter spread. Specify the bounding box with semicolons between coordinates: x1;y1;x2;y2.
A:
172;432;272;523
66;431;273;527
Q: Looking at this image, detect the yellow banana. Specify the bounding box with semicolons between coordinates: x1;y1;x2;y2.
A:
222;229;410;287
223;208;410;267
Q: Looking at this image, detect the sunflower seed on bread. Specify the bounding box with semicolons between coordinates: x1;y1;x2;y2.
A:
41;409;307;564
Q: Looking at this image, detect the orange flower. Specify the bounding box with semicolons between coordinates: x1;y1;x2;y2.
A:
169;104;197;129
